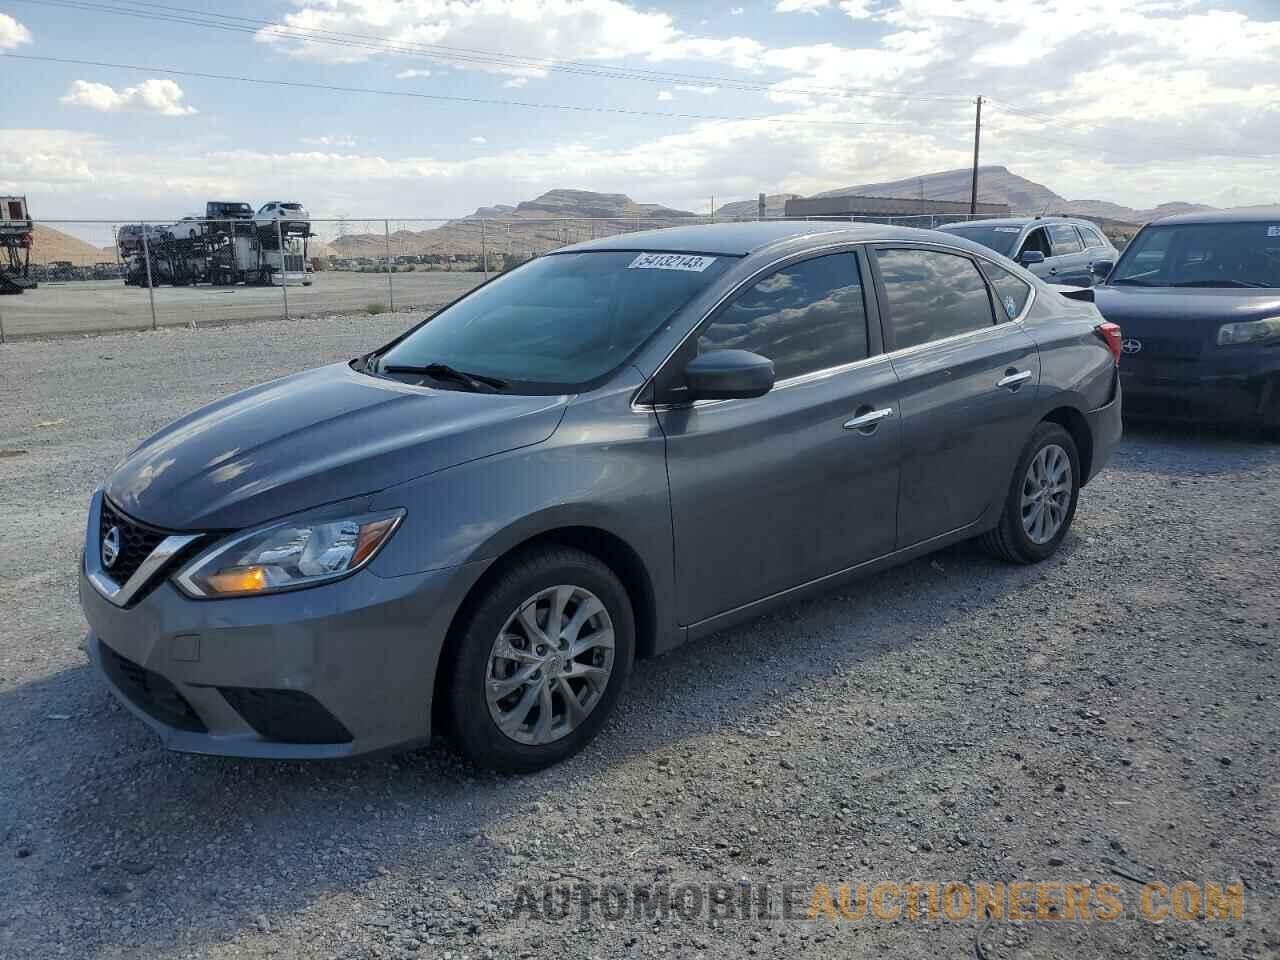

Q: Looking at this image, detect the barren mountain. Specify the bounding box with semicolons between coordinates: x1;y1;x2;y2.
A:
329;189;697;258
27;225;116;266
814;165;1065;215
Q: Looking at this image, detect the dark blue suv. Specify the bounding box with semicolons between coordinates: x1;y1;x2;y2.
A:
1093;208;1280;427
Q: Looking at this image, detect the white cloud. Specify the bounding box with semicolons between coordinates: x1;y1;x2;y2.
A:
257;0;765;74
775;0;831;13
11;0;1280;225
656;90;674;101
675;84;719;95
60;78;198;116
502;77;528;88
730;5;744;13
303;135;357;147
838;0;874;15
395;68;432;79
0;12;31;48
470;136;488;144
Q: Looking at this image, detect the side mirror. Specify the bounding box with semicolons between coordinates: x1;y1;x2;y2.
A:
1091;259;1114;280
684;350;775;401
1018;250;1046;267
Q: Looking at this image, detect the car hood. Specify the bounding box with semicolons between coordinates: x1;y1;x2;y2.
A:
1094;286;1280;325
106;362;569;530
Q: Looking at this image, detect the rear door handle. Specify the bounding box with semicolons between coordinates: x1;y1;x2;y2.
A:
997;370;1033;389
844;407;894;431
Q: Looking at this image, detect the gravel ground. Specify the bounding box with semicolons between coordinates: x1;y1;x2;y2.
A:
1;315;1277;960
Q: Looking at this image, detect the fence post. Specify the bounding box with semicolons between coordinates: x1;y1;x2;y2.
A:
140;222;157;330
480;219;489;280
277;219;290;321
384;219;394;311
0;302;5;344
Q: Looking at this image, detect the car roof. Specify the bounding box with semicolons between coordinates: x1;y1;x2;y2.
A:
1150;205;1280;226
558;220;979;257
939;216;1085;230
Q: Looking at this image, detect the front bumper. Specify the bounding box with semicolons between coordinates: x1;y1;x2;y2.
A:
80;548;490;759
1120;361;1279;425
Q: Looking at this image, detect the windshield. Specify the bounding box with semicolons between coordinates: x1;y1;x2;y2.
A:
940;224;1023;257
1110;222;1279;288
372;250;733;393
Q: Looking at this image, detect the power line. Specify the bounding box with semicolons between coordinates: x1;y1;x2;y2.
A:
11;0;976;106
4;52;940;129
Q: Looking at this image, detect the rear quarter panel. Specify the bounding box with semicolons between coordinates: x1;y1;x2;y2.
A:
1021;287;1116;415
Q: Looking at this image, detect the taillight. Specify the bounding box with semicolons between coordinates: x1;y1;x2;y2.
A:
1095;322;1122;365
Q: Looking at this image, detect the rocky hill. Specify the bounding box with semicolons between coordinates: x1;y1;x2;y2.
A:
329;189;697;258
813;165;1066;214
27;225;116;266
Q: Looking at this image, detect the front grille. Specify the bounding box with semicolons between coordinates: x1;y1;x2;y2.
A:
99;499;168;586
99;641;207;733
218;687;354;744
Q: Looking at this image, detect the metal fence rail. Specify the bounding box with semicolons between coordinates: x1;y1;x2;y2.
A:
0;213;991;341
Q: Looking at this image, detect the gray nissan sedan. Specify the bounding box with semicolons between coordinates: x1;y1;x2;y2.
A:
81;222;1122;772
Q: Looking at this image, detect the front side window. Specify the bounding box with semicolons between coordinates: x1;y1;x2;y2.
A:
1049;224;1084;255
374;251;733;393
981;261;1033;321
1110;222;1279;288
1019;228;1052;258
877;248;995;350
697;253;868;381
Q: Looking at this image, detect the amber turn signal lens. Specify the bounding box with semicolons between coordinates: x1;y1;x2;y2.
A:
351;517;398;568
203;566;270;594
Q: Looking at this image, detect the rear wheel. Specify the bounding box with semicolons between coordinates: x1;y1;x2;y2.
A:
981;422;1081;564
444;546;634;773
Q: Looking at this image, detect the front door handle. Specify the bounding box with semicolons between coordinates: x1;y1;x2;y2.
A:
997;369;1033;389
844;407;894;431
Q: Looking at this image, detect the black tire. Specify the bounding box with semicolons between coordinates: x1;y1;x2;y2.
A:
444;545;635;773
980;422;1081;564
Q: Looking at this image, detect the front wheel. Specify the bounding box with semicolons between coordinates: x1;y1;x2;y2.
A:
981;422;1081;564
444;546;635;772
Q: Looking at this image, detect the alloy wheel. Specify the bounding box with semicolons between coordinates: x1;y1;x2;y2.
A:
485;585;616;746
1021;443;1073;545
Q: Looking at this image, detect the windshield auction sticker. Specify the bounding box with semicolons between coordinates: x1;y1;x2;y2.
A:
629;253;717;272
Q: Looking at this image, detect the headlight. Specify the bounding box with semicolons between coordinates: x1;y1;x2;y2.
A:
1217;317;1280;346
175;509;404;598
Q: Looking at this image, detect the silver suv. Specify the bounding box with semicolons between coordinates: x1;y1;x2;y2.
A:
939;216;1118;286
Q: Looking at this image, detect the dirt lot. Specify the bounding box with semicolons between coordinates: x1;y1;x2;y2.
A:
0;316;1277;960
0;273;483;339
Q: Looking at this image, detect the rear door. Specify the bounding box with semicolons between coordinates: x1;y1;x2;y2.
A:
870;245;1041;548
1047;224;1091;285
656;249;901;625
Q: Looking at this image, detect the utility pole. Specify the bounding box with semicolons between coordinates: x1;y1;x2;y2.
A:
758;193;767;221
969;95;983;217
709;196;716;223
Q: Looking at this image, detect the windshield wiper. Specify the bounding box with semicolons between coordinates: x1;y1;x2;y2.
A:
380;362;508;392
1110;278;1158;286
1170;279;1273;289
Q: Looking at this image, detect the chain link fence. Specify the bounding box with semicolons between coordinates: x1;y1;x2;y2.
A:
0;213;991;341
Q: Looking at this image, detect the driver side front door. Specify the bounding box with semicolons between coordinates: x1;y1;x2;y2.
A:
655;250;901;629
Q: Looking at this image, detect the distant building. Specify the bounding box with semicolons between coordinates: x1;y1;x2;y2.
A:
784;194;1011;220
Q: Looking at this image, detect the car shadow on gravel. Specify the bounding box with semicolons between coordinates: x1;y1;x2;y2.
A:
1111;419;1280;477
0;537;1076;959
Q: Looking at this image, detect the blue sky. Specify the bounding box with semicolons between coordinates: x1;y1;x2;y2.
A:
2;0;1278;240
